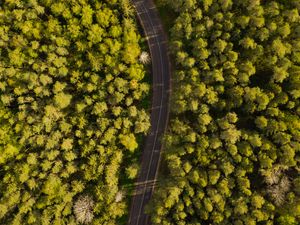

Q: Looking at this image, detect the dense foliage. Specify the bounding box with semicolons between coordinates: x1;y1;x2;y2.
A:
151;0;300;224
0;0;150;224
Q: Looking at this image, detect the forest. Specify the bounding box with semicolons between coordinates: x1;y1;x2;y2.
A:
150;0;300;225
0;0;151;224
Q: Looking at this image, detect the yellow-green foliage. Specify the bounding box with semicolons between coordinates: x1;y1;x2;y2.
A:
0;0;150;224
151;0;300;224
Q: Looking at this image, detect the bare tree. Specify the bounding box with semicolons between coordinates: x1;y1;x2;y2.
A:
267;185;285;206
265;175;291;206
74;195;94;224
115;190;124;203
262;165;291;206
139;51;151;64
279;176;291;193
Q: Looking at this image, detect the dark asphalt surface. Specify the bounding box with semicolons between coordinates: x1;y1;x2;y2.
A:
128;0;171;225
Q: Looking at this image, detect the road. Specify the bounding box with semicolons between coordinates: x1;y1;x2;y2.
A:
128;0;171;225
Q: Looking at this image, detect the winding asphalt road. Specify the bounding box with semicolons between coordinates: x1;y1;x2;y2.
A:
128;0;171;225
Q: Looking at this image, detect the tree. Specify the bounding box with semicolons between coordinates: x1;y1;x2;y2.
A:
213;39;227;53
88;24;103;44
81;5;94;27
119;134;138;152
255;116;268;129
92;102;108;116
277;215;297;225
236;16;250;28
234;198;248;215
220;127;241;144
54;92;72;109
126;163;139;179
208;169;221;185
73;195;94;224
251;194;265;209
272;66;289;83
272;39;290;58
0;144;19;164
139;51;151;64
221;161;234;176
239;37;256;49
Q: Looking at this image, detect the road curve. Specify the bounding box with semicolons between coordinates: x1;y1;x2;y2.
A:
128;0;171;225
